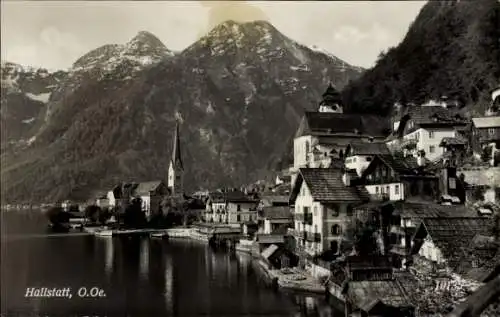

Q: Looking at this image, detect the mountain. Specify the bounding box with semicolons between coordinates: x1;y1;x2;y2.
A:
0;61;66;150
1;20;363;203
341;0;500;116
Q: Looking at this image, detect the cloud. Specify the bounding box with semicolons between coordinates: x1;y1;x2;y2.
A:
197;1;269;37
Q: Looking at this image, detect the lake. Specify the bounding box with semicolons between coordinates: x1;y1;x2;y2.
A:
1;210;337;317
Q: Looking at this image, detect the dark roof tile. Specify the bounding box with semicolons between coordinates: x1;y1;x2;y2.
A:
290;168;370;203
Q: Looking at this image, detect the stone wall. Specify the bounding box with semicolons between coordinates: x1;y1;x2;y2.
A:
459;167;500;187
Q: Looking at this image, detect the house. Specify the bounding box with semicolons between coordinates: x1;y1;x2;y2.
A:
133;180;168;217
344;280;415;317
258;194;289;209
260;244;300;270
107;183;138;210
289;168;370;260
411;217;492;272
386;103;469;161
344;141;391;177
354;201;480;268
342;256;416;317
471;116;500;166
360;153;438;202
455;233;500;283
291;84;390;185
204;189;259;225
439;135;468;166
259;206;293;234
88;191;109;209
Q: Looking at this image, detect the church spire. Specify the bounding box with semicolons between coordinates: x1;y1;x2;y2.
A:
171;119;183;170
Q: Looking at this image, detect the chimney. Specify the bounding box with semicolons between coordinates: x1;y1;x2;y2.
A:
417;150;426;167
342;171;351;187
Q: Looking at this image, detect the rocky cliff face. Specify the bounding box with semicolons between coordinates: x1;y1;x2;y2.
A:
1;61;66;149
1;20;363;203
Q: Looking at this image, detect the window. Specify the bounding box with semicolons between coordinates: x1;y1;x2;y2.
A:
449;178;456;189
489;128;495;135
313;206;317;217
331;224;340;235
429;131;435;138
330;241;338;254
429;145;435;153
305;141;310;154
237;214;241;222
366;157;372;162
376;186;380;194
314;224;318;233
386;186;390;194
353;157;357;163
237;204;241;211
395;184;400;195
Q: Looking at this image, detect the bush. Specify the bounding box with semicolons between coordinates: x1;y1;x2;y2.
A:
84;205;101;224
45;207;71;226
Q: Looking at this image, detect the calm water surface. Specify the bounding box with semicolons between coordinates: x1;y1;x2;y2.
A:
1;210;336;317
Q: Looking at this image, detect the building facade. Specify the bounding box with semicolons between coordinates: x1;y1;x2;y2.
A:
289;168;370;258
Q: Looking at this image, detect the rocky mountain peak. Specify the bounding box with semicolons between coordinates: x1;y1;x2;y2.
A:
124;30;173;58
72;31;173;72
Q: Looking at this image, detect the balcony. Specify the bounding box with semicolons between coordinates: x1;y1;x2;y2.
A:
370;193;391;201
305;232;322;243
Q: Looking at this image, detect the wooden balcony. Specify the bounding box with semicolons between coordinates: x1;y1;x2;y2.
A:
305;232;322;243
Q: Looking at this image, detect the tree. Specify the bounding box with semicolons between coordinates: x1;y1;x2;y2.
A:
84;205;101;224
44;206;71;230
97;207;112;225
123;198;146;228
481;146;493;162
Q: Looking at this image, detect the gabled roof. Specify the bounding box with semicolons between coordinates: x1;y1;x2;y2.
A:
345;142;391;156
361;154;432;179
260;195;289;206
413;217;492;267
439;136;467;147
295;111;389;138
207;190;258;203
135;180;164;196
290;168;370;204
398;105;467;126
260;206;293;219
346;280;412;311
472;116;500;129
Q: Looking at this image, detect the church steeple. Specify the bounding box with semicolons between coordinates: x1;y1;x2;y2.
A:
168;118;184;195
171;120;183;170
318;83;343;113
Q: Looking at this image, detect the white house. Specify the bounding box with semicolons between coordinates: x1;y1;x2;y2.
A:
289;168;370;258
133;180;168;217
290;85;389;186
386;105;468;161
204;190;259;224
344;142;391;177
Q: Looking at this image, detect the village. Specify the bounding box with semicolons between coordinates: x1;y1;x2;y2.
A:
3;84;500;317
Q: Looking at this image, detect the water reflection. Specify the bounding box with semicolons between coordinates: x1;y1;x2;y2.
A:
139;238;149;278
2;211;341;317
162;250;173;314
104;237;114;277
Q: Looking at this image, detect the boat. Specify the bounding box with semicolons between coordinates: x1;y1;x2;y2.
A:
95;230;113;237
150;232;169;239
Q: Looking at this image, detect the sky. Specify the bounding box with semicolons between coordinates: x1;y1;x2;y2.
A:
1;1;426;71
